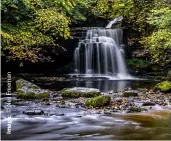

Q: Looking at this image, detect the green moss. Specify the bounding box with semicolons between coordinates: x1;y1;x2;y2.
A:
59;89;100;98
16;79;40;90
26;92;37;99
154;81;171;93
85;96;111;107
123;92;138;97
17;90;25;98
60;100;65;104
16;82;22;89
32;85;40;89
38;92;50;99
17;90;49;99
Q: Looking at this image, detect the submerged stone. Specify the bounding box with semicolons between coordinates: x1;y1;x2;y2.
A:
85;96;111;107
123;91;138;97
23;108;44;115
127;107;142;113
154;81;171;93
59;87;100;98
142;102;156;106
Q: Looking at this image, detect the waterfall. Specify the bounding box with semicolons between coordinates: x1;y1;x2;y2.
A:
74;28;129;78
106;16;123;28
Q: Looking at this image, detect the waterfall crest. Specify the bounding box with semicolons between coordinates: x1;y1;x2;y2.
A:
74;28;129;78
106;16;123;28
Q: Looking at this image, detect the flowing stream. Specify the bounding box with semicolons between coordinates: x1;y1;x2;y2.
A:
1;103;171;140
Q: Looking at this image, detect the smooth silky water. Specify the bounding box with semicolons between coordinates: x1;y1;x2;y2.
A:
1;107;171;140
74;28;129;79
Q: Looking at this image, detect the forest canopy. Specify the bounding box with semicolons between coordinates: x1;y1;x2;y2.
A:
1;0;171;65
1;0;90;64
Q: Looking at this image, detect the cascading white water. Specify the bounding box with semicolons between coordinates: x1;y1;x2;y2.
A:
106;16;123;28
74;28;129;78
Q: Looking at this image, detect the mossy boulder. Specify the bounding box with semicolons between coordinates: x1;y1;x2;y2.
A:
16;79;50;99
16;79;40;89
59;87;100;98
85;96;111;107
154;81;171;93
123;91;138;97
127;107;142;113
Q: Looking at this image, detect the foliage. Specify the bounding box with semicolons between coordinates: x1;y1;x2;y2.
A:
91;0;154;32
141;8;171;64
168;70;171;77
92;0;171;65
127;58;151;69
2;0;171;66
1;0;90;64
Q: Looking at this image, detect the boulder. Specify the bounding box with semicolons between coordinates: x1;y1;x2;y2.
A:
23;108;44;115
85;96;111;107
16;79;50;99
154;81;171;93
16;79;40;89
59;87;100;98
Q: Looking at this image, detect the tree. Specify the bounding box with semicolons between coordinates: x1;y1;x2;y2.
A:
141;8;171;65
1;0;90;65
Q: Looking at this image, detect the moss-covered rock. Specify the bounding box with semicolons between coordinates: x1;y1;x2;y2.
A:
16;79;50;99
85;96;111;107
16;79;40;89
123;91;138;97
59;87;100;98
154;81;171;93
